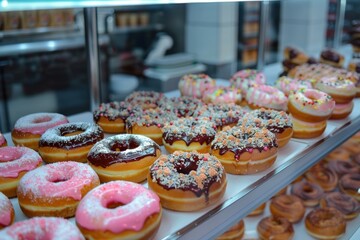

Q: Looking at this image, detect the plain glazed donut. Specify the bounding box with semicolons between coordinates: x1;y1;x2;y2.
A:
0;132;7;147
305;164;338;192
202;86;242;105
11;112;68;151
325;147;352;162
247;202;266;216
0;192;14;229
238;109;293;147
0;146;42;197
211;126;278;175
93;101;141;133
178;74;216;99
38;122;104;163
148;151;226;211
246;85;288;111
230;69;266;95
305;208;346;240
275;76;313;96
87;134;161;183
17;161;100;218
327;159;359;177
257;216;294;240
162;117;217;153
0;217;85;240
216;220;245;240
320;192;360;220
270;194;305;223
339;173;360;201
291;180;324;207
125;91;164;109
75;181;162;240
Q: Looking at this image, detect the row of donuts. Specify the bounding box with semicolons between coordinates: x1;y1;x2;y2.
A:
217;133;360;240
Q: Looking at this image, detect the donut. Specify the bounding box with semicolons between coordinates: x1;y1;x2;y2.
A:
283;46;309;64
305;208;346;239
125;91;164;109
11;112;68;151
305;164;338;192
246;84;288;111
17;161;100;218
352;153;360;166
257;216;294;240
291;180;324;207
320;49;344;68
327;160;359;177
247;202;266;216
178;74;216;99
211;126;278;175
38;122;104;163
159;96;203;118
347;60;360;97
282;59;300;72
126;108;176;145
93;101;141;133
194;103;247;130
325;147;352;162
288;88;335;138
275;76;313;96
270;194;305;223
0;217;85;240
0;146;42;197
342;138;360;155
87;134;161;183
320;192;360;220
230;69;266;96
0;132;7;147
0;192;14;229
202;86;242;105
148;151;227;211
273;186;288;198
75;181;162;240
216;220;245;240
339;173;360;201
238;109;293;147
162;117;217;153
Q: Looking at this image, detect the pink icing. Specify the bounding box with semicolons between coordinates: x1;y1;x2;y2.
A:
0;146;42;178
246;84;288;110
0;217;84;240
0;133;5;146
275;76;313;96
17;161;99;200
13;112;69;135
75;181;161;233
178;74;216;99
230;69;266;93
0;192;13;226
202;86;242;104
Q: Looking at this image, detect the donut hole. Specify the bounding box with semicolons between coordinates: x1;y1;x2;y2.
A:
303;185;314;193
62;130;84;137
110;140;139;152
174;158;198;174
51;176;70;183
33;116;52;124
106;201;125;209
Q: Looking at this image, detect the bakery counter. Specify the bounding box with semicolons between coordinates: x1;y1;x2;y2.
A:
2;98;360;240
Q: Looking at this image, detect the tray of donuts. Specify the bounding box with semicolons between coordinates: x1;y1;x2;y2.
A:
0;69;359;239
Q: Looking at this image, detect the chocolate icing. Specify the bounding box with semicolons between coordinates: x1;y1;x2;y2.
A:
321;50;341;63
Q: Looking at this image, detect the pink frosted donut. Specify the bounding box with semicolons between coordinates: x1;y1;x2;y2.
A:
315;77;356;103
0;192;14;229
0;217;84;240
11;112;69;151
275;76;313;96
202;86;242;104
178;74;216;99
0;146;42;198
17;161;100;218
246;84;288;111
0;132;6;147
230;69;266;94
76;181;162;240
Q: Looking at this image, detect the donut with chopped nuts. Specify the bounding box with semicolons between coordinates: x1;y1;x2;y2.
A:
158;96;203;118
211;126;278;175
162;117;217;154
178;74;216;99
87;134;161;183
125;91;165;110
126;108;176;145
147;151;226;211
194;103;248;130
238;109;293;147
93;101;141;133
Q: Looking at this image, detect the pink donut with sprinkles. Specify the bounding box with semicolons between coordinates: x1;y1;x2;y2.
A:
246;85;288;111
0;146;42;198
0;217;85;240
202;86;242;104
17;161;100;218
230;69;266;94
0;192;14;229
12;112;68;151
0;132;6;147
76;180;162;240
178;74;216;99
275;76;313;96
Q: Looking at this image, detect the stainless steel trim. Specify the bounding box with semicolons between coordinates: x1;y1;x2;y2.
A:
334;0;347;48
84;7;101;111
256;0;269;71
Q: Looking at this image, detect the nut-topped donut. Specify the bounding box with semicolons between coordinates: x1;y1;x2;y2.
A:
275;76;313;96
211;126;278;175
0;132;7;148
246;85;288;111
178;74;216;99
230;69;266;95
320;192;360;220
202;86;242;105
147;151;227;211
87;134;161;183
158;96;203;118
11;112;69;151
93;101;141;133
162;117;217;154
38;122;104;163
125;91;164;110
126;108;176;145
238;109;293;147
